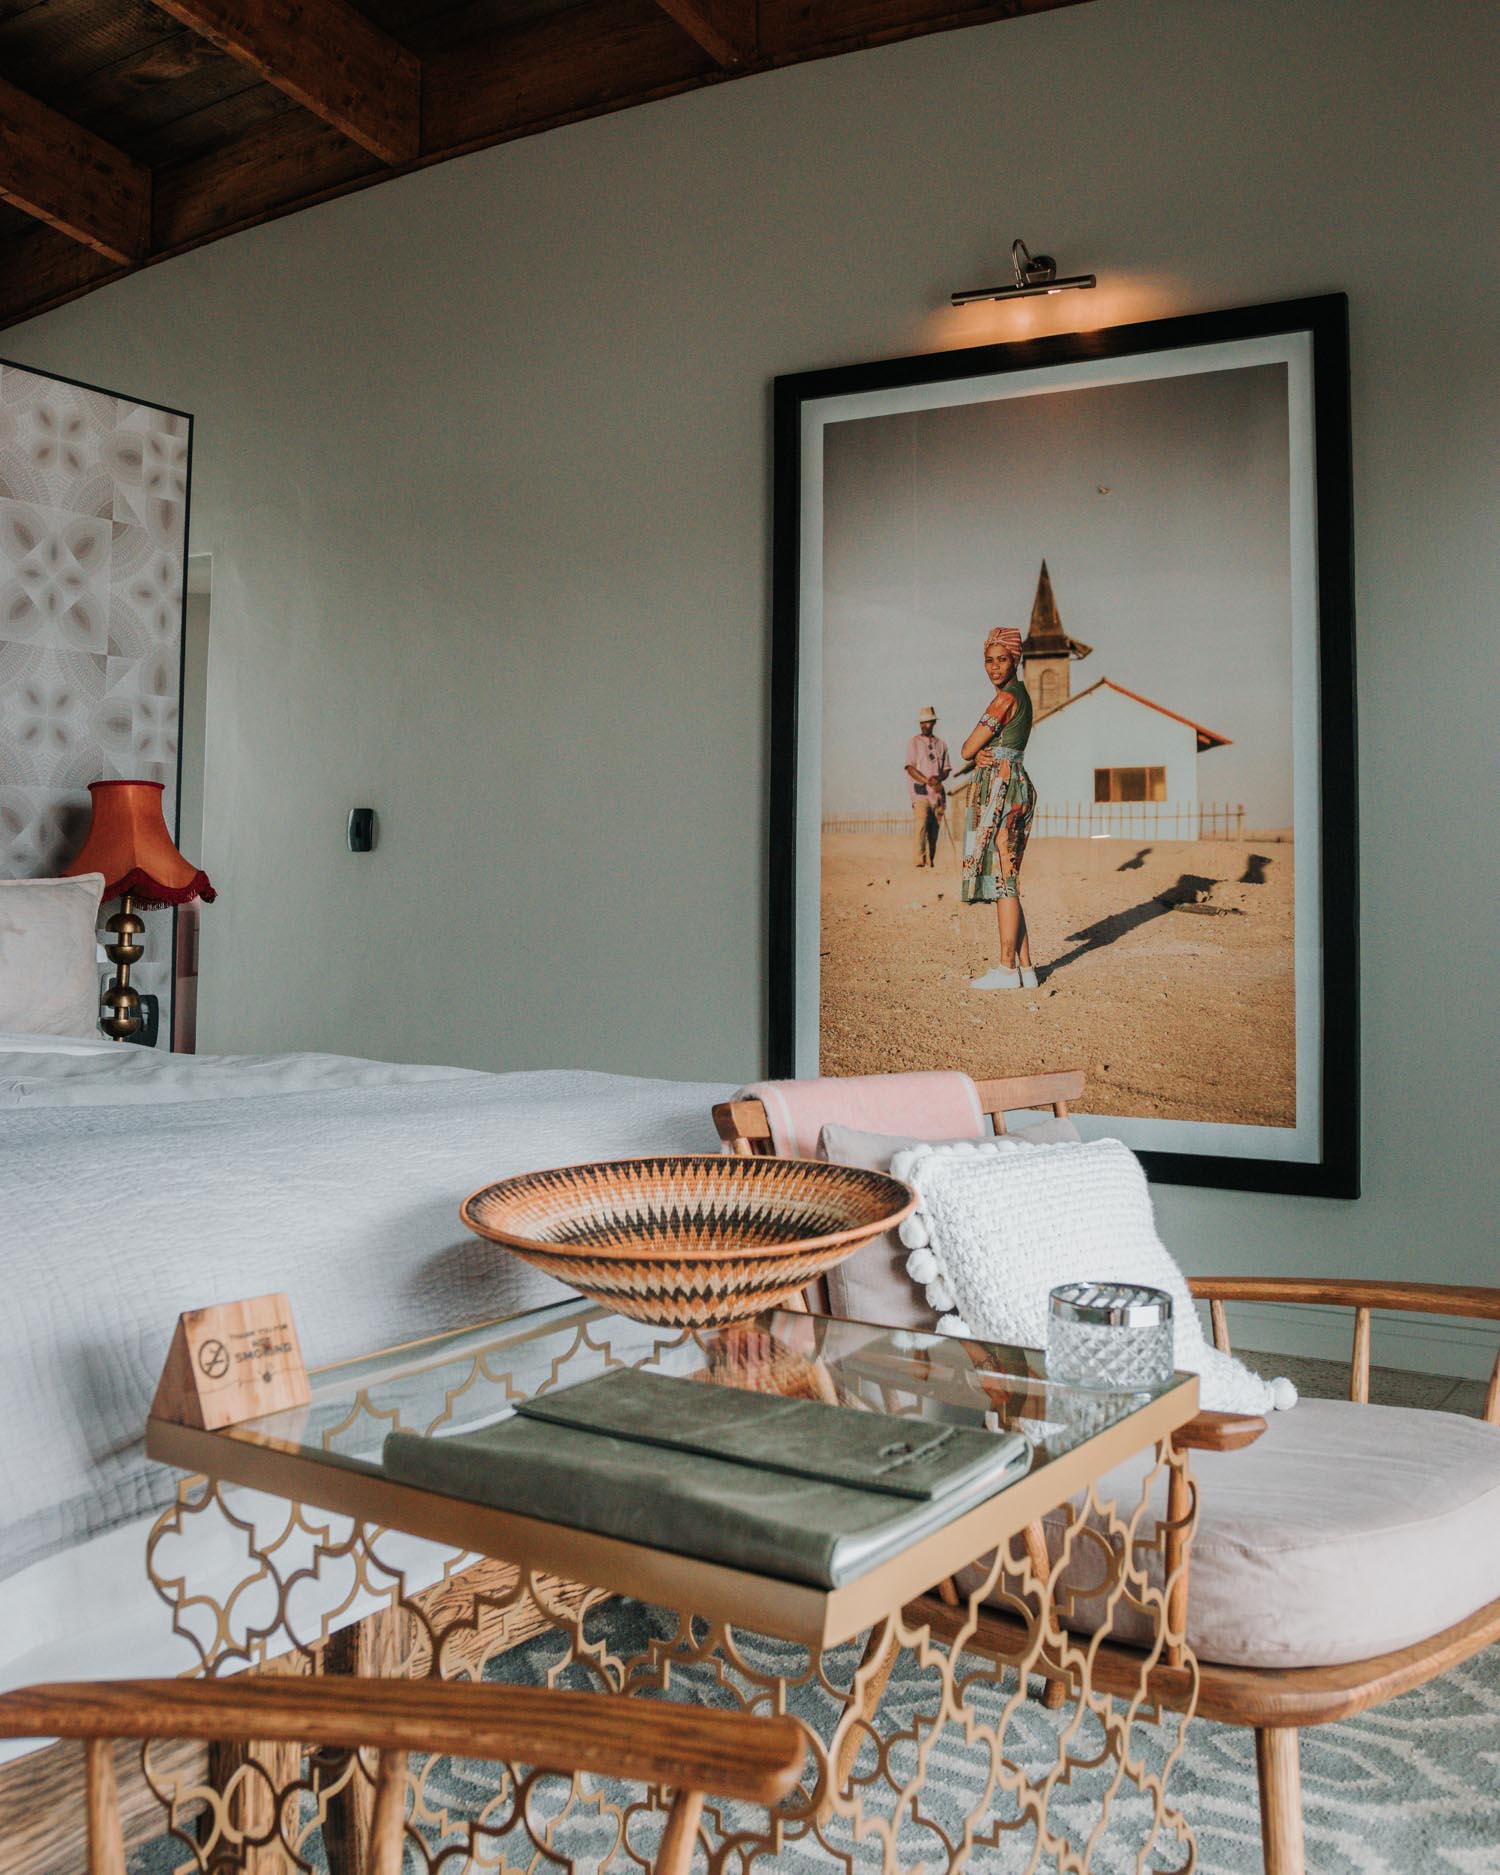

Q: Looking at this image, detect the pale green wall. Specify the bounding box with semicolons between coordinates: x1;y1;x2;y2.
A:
10;0;1497;1371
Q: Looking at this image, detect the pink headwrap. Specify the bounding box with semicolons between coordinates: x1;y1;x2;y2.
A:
985;626;1023;660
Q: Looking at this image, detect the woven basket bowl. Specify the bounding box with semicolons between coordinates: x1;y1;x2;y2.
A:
460;1153;917;1327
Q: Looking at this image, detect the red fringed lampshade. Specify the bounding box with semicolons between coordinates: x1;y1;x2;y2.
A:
64;781;216;909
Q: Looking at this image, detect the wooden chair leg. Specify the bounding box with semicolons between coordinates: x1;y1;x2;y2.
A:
320;1608;409;1874
1018;1522;1068;1709
85;1739;126;1875
1254;1727;1305;1875
210;1734;303;1874
657;1788;705;1875
1164;1444;1194;1669
832;1621;900;1795
368;1749;408;1875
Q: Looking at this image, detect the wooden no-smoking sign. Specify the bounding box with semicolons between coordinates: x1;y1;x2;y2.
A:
150;1292;310;1431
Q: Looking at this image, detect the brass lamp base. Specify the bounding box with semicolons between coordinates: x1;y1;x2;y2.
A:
101;893;145;1042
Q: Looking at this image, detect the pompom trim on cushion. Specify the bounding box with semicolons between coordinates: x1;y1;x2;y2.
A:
892;1141;972;1330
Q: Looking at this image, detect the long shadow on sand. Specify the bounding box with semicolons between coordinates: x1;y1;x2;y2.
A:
1043;874;1219;980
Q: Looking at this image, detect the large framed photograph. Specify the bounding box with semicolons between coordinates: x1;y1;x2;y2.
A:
770;296;1356;1197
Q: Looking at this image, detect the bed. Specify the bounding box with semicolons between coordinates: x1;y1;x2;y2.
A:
0;1031;734;1771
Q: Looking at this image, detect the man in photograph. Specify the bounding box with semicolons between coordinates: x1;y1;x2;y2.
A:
906;706;950;868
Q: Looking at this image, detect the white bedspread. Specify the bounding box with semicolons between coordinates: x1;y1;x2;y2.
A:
0;1049;732;1586
0;1030;488;1105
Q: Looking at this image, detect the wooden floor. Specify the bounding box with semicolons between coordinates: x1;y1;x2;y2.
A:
1238;1348;1491;1417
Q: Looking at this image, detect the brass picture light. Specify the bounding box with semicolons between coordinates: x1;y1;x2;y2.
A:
951;238;1097;307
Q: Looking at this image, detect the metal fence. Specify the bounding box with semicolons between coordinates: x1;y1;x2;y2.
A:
821;814;916;836
1030;802;1245;840
821;803;1246;840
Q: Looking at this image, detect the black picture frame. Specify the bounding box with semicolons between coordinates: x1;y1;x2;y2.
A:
769;295;1357;1198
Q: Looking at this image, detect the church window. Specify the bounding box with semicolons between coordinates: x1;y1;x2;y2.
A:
1040;668;1062;712
1095;766;1168;804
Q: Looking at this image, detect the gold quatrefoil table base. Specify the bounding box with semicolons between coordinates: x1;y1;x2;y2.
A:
138;1301;1201;1874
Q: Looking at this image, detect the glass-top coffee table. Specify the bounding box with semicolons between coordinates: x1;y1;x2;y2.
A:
144;1298;1201;1873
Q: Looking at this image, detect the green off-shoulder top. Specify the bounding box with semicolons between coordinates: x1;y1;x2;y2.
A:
980;677;1032;755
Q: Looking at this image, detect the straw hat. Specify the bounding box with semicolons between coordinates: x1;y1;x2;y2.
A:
917;705;938;723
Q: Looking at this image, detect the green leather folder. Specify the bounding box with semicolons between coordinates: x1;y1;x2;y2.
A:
382;1367;1031;1589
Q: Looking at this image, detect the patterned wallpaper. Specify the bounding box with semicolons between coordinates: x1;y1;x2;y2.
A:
0;359;192;1031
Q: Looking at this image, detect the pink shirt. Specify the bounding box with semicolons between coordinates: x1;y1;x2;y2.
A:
906;732;950;800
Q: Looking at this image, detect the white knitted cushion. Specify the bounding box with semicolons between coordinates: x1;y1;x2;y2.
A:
889;1136;1295;1416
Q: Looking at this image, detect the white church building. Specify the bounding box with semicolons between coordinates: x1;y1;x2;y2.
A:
1018;562;1230;833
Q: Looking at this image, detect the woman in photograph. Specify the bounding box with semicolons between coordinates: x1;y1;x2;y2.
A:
960;624;1038;990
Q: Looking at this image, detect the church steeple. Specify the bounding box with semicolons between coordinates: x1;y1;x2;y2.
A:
1020;560;1092;716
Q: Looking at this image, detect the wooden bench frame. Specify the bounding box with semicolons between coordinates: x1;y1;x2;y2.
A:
0;1675;804;1875
713;1070;1500;1875
0;1556;574;1875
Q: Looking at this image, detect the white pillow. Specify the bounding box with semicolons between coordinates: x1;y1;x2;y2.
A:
0;875;105;1038
890;1136;1295;1415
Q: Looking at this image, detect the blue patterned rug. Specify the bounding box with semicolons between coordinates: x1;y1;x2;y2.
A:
1151;1649;1500;1875
132;1628;1500;1873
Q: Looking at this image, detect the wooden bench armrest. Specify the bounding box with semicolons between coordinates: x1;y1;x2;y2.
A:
1187;1277;1500;1321
1172;1409;1266;1453
713;1098;773;1154
0;1679;806;1806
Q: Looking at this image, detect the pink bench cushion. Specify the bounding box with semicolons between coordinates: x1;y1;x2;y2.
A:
1021;1399;1500;1669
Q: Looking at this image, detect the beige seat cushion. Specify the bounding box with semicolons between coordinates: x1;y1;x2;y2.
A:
1013;1400;1500;1669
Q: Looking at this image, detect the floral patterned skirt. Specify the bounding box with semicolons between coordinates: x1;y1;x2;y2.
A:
961;753;1037;903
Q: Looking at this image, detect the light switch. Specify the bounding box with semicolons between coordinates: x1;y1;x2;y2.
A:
347;807;377;852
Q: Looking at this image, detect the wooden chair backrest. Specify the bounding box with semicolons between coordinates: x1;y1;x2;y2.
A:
713;1068;1086;1157
0;1678;806;1875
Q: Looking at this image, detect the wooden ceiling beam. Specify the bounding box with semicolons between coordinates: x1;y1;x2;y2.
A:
0;222;127;330
652;0;758;68
422;0;716;158
145;0;421;164
0;0;1099;332
152;110;380;252
757;0;1092;61
0;77;151;264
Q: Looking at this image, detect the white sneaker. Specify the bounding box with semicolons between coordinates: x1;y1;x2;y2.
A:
971;965;1023;991
1019;965;1039;989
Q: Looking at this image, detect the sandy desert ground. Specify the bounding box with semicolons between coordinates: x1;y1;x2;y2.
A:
819;833;1296;1127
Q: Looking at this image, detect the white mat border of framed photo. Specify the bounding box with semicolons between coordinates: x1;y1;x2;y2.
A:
790;331;1323;1167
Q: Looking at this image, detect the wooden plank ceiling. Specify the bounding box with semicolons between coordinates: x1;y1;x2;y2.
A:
0;0;1091;332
